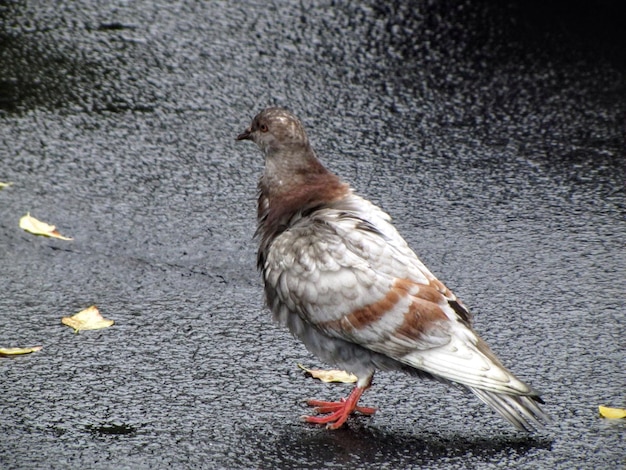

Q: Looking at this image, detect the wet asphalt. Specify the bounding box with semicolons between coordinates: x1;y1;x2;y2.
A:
1;1;625;469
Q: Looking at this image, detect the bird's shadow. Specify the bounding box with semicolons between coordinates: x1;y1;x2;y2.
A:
240;420;553;468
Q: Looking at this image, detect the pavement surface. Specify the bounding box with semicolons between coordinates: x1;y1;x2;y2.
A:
1;1;625;468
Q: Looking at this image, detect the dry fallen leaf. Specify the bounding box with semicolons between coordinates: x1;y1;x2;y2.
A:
0;346;43;357
298;363;358;383
599;405;626;419
19;212;73;240
0;181;13;190
62;305;114;333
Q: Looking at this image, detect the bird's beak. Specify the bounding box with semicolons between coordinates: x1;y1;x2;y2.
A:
236;128;252;141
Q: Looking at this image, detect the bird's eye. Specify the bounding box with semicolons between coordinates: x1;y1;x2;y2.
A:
259;124;268;132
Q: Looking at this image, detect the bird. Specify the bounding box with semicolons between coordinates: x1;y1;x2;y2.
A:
236;107;550;432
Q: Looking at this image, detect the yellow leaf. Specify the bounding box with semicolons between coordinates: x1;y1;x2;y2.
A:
19;212;73;240
0;181;13;190
62;305;114;333
599;405;626;419
0;345;43;356
298;364;358;383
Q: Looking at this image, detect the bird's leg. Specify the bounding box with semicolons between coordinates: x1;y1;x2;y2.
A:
302;382;376;430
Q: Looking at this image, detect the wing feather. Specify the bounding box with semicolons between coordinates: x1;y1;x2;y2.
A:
265;193;542;398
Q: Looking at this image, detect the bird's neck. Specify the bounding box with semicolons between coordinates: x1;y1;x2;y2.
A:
256;149;349;269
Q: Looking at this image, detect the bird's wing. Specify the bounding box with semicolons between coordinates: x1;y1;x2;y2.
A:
264;205;535;397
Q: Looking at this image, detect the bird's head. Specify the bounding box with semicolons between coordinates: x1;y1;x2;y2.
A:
237;107;340;200
236;107;310;156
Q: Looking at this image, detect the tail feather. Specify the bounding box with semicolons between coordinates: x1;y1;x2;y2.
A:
470;387;550;432
399;326;550;432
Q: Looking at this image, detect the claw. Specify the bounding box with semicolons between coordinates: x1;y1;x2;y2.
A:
301;386;376;429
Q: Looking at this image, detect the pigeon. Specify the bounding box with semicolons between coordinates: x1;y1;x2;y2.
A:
236;107;549;431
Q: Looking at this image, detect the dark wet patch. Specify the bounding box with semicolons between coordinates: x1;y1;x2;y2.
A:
234;424;554;469
0;3;160;113
97;22;138;32
88;423;138;436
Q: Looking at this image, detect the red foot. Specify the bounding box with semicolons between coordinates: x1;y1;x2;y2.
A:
302;386;377;429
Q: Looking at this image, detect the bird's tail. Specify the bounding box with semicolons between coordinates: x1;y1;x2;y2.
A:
470;387;550;432
400;325;550;432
